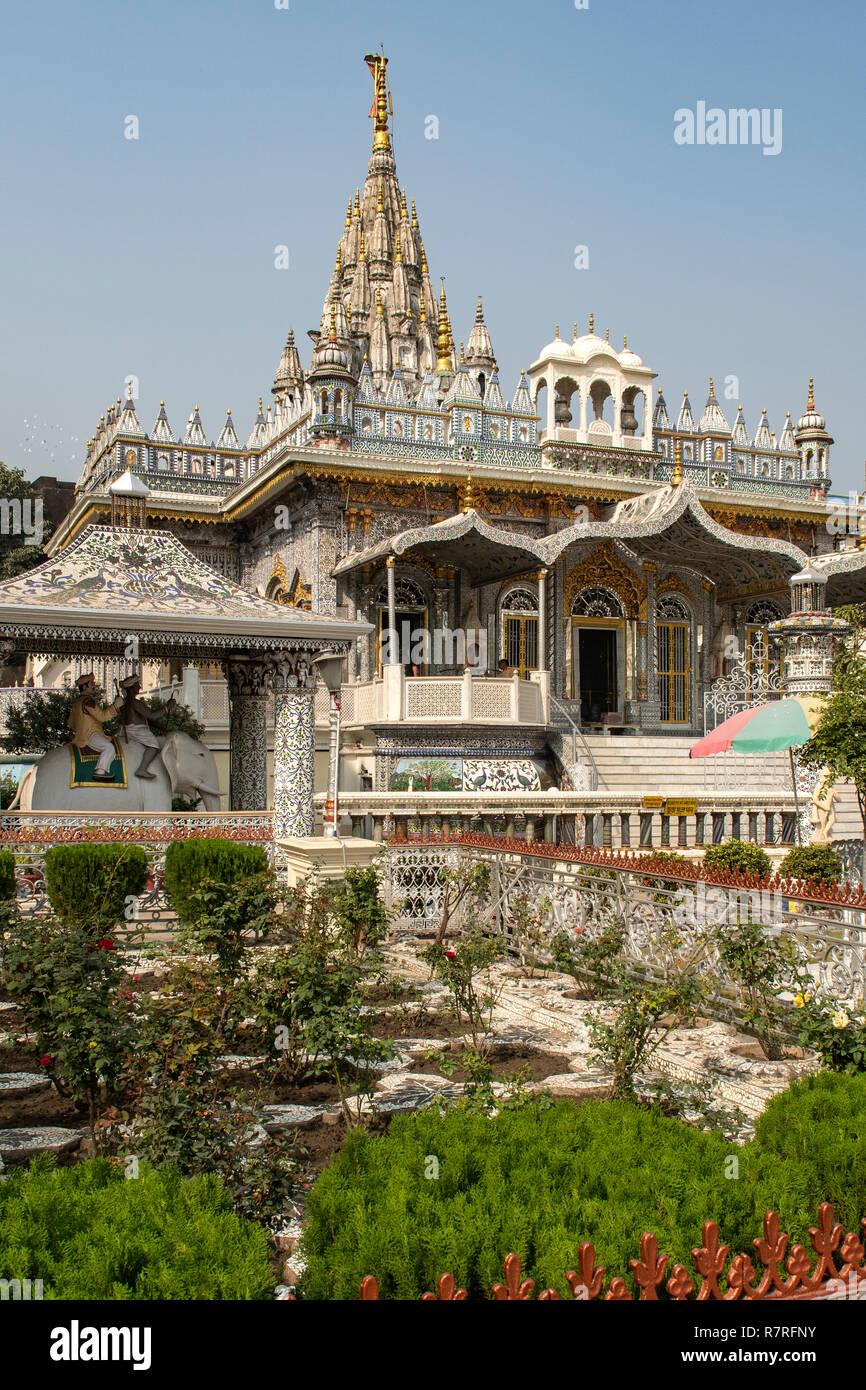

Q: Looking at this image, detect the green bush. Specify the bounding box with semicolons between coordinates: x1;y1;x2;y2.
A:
752;1072;866;1233
43;844;148;930
778;844;843;886
0;848;16;899
299;1101;764;1299
0;1157;273;1299
164;838;269;926
703;838;771;879
300;1082;866;1299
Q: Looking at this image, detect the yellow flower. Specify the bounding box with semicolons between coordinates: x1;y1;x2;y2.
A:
832;1011;850;1030
793;993;806;1008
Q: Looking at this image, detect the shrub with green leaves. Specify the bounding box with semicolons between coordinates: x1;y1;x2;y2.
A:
299;1101;763;1299
793;989;866;1075
703;838;771;880
0;1157;273;1299
752;1072;866;1233
778;844;843;886
2;907;136;1126
164;838;269;926
43;843;148;932
0;847;16;899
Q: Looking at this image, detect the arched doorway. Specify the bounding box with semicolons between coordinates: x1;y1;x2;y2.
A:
570;586;624;721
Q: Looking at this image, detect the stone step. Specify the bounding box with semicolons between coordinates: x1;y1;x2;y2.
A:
0;1126;83;1164
0;1072;51;1101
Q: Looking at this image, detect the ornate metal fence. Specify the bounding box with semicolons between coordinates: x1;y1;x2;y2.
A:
0;812;274;928
380;836;866;1008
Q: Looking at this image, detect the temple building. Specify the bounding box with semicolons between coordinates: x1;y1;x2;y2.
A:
40;52;866;844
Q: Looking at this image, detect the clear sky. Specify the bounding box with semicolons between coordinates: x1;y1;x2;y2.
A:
1;0;863;493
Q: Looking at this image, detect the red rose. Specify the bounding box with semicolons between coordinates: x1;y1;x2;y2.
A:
96;938;116;951
39;1054;51;1066
574;927;583;935
445;950;456;960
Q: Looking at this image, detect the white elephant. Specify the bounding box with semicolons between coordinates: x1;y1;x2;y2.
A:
9;731;223;813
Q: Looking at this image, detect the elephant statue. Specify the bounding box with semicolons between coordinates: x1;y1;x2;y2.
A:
9;731;223;813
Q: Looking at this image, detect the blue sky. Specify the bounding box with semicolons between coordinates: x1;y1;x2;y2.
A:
1;0;863;493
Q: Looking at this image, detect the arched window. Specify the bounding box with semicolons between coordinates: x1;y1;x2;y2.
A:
657;596;691;722
745;601;782;683
376;576;428;673
500;587;538;677
571;586;624;618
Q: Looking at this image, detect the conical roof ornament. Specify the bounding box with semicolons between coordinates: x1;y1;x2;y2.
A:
436;279;454;372
365;51;391;151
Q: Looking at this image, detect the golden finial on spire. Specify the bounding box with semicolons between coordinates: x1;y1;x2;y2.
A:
709;376;714;395
460;341;465;363
365;51;391;151
359;226;366;260
394;227;402;262
605;327;609;343
376;286;384;316
808;376;815;409
420;243;429;275
329;304;337;339
574;323;578;340
436;279;454;372
376;183;384;214
400;187;408;219
460;472;477;513
345;200;352;229
419;293;427;324
589;312;594;334
411;199;418;229
672;436;683;486
354;188;361;217
623;334;628;350
126;382;133;399
258;396;263;413
335;244;343;273
555;323;560;339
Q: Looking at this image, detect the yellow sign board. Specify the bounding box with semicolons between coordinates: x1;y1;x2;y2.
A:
641;796;664;809
663;799;697;817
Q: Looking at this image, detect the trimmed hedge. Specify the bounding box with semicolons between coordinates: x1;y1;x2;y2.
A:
300;1079;866;1299
164;837;269;926
0;1157;273;1300
703;838;772;879
753;1072;866;1233
777;844;843;886
299;1101;764;1299
0;848;16;900
43;844;148;929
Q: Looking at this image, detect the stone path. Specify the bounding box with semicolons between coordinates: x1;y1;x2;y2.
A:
0;1126;83;1164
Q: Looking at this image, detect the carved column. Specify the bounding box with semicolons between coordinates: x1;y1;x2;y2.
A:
270;652;318;840
226;657;270;811
537;568;548;671
643;563;661;724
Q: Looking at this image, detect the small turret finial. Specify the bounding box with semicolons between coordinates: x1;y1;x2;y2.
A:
394;227;402;262
354;188;361;216
574;322;578;340
709;376;715;396
605;327;609;343
672;436;683;486
411;199;419;229
329;304;337;340
808;376;815;409
345;200;352;229
359;226;366;260
623;334;627;350
435;279;454;372
589;312;594;334
400;187;408;219
376;183;384;214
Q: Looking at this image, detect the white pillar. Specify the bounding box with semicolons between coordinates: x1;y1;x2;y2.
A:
537;568;548;670
643;387;653;451
546;376;555;438
385;555;397;663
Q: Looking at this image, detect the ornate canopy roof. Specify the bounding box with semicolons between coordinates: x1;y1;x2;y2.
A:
0;526;370;660
333;508;549;585
332;485;813;593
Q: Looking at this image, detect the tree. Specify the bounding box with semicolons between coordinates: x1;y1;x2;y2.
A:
798;605;866;851
0;461;52;580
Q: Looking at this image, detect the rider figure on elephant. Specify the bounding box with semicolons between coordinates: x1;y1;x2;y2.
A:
115;673;176;781
68;672;120;782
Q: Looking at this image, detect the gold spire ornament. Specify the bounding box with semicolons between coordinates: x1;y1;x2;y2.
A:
605;327;609;343
375;286;384;316
623;334;627;349
411;199;419;229
359;226;367;260
365;51;391;151
376;184;384;213
400;188;409;218
435;280;454;372
394;227;402;262
354;188;361;217
345;201;352;229
460;472;477;512
589;312;594;334
709;376;714;395
574;323;579;340
672;437;683;486
808;376;815;409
